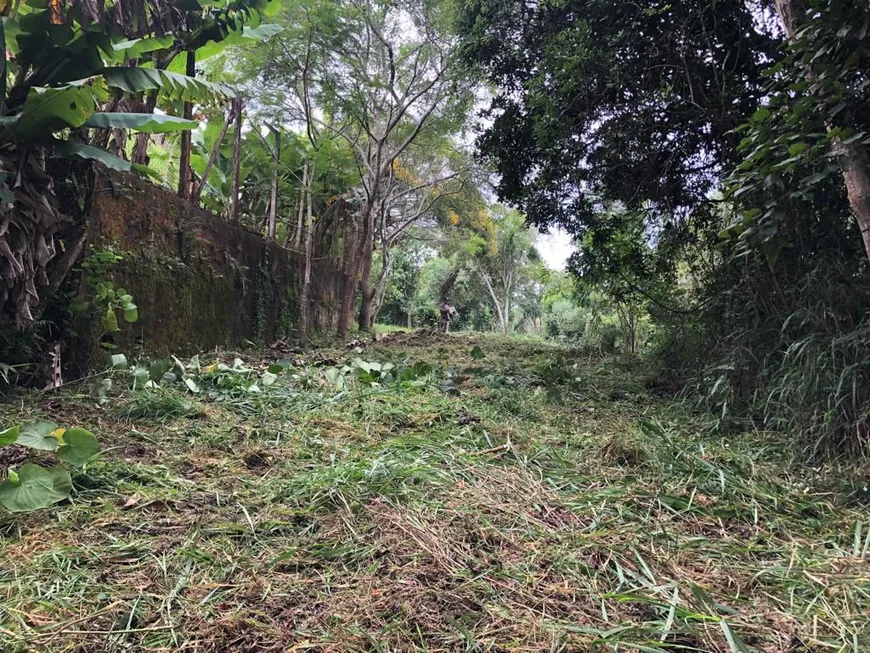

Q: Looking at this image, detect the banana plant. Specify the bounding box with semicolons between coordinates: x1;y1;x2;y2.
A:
0;0;281;327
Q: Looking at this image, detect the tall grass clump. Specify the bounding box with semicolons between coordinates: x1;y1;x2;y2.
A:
656;221;870;457
118;387;200;422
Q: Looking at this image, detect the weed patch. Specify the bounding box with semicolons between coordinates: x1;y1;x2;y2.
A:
118;387;201;422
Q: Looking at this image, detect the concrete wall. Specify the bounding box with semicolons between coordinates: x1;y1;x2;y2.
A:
85;170;344;356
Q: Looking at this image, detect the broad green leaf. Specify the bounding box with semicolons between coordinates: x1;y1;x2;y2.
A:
132;162;162;179
110;354;128;369
0;425;20;446
123;306;139;323
102;67;235;103
56;428;101;467
94;377;113;405
262;371;278;386
352;358;371;372
196;24;284;61
324;367;345;387
84;113;197;133
54;140;133;173
13;83;101;140
111;35;174;61
148;359;173;382
184;378;200;393
132;366;149;390
104;306;119;332
751;107;771;123
0;464;72;512
16;421;60;451
470;346;486;360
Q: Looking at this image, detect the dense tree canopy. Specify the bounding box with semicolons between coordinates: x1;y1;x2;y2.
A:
459;0;776;241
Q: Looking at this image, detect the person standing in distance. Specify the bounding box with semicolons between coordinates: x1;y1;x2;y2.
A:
438;297;456;333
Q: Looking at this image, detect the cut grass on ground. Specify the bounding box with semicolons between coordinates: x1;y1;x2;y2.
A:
1;332;869;652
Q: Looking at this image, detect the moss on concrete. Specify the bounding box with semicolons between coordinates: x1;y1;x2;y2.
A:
81;170;343;358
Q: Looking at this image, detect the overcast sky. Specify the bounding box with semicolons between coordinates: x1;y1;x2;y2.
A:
537;229;575;270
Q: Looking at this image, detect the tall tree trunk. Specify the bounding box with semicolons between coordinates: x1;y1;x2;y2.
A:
282;203;296;247
177;51;195;199
774;0;870;261
480;270;506;333
293;164;308;249
772;0;803;37
299;172;314;337
267;129;281;241
371;244;392;324
357;230;375;332
842;152;870;259
337;203;374;338
229;98;243;222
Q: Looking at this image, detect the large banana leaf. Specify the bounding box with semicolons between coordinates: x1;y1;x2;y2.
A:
84;112;198;133
102;67;235;103
195;23;284;61
12;83;102;141
53;140;132;172
110;35;175;62
53;140;160;179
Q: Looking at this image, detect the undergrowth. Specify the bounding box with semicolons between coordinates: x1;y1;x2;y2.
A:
0;331;868;652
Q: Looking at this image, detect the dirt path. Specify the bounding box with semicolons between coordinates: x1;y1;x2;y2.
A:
1;333;868;651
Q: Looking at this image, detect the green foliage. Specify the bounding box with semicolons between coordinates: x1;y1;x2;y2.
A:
0;421;101;512
378;247;426;328
459;0;774;262
83;113;199;133
119;387;199;423
15;421;62;451
380;206;548;334
101;68;234;104
459;0;870;453
2;336;870;648
0;0;279;330
725;1;870;258
326;358;437;390
0;464;72;513
53;141;155;175
0;425;19;446
72;248;139;347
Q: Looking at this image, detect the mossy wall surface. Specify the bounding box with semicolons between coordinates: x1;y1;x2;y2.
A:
87;171;343;355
